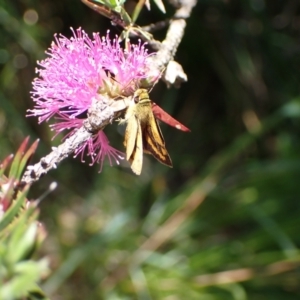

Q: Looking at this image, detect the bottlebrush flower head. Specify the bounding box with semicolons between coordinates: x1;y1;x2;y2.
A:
29;28;156;170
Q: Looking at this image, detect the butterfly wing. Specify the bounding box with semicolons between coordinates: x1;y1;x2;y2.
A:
152;102;190;132
124;109;138;161
142;112;173;168
130;120;143;175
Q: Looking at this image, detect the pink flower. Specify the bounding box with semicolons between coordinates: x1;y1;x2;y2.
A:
29;28;152;170
74;131;123;172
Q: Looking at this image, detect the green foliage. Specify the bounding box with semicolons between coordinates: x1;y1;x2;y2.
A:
0;139;49;300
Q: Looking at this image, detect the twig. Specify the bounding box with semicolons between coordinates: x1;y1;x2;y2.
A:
21;97;129;185
140;20;170;33
193;259;300;287
148;0;196;85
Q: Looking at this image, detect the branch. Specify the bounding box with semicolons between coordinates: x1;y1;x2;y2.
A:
21;97;130;185
148;0;197;86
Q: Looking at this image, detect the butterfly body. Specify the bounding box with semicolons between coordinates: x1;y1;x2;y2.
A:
123;89;172;175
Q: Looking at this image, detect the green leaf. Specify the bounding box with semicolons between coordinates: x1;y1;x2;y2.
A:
8;222;38;263
0;155;14;177
0;187;28;232
0;259;49;300
8;137;30;180
17;139;39;180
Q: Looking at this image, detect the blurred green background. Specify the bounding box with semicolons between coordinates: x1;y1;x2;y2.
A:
1;0;300;299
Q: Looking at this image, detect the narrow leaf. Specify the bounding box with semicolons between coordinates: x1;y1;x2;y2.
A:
132;0;146;24
0;154;14;177
17;139;39;180
9;137;30;180
0;187;28;232
152;0;166;13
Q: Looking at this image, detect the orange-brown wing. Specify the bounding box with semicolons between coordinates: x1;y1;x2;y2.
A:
152;102;190;132
142;113;172;168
